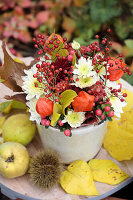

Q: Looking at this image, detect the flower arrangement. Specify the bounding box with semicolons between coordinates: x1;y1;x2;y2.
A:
22;29;131;137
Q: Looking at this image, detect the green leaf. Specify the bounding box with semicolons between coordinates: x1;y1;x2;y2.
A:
60;90;77;115
51;103;62;127
0;100;27;114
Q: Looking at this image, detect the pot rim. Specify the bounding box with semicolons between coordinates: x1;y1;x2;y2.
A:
37;120;108;135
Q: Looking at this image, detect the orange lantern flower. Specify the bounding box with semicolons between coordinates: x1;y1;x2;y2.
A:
72;91;95;112
108;58;125;81
36;98;54;118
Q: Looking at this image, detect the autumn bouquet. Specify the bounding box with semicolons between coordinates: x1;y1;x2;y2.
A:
19;30;131;137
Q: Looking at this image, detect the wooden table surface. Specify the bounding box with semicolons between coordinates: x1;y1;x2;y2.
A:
0;79;133;200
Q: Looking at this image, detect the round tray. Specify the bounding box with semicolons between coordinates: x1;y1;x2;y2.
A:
0;79;133;200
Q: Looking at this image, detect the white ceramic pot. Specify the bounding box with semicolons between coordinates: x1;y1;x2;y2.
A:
37;121;108;164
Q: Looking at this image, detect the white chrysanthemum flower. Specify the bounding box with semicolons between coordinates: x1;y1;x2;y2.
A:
26;98;41;124
109;96;127;118
62;110;85;128
72;40;80;50
22;61;46;100
73;57;95;78
73;75;97;88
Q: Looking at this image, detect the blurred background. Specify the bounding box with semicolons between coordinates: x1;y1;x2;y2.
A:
0;0;133;86
0;1;133;200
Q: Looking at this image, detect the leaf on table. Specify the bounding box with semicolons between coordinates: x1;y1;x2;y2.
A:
51;103;62;127
0;42;29;92
103;110;133;161
0;100;27;114
4;93;27;104
0;101;13;114
60;160;98;196
60;90;77;115
88;159;129;185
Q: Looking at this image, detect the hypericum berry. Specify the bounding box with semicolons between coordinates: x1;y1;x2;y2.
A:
51;65;55;69
67;55;73;62
101;114;105;120
102;40;106;45
56;40;60;44
55;70;59;73
107;28;111;33
105;106;111;112
123;93;127;97
37;34;41;38
120;98;124;102
55;99;59;102
108;41;112;45
96;81;100;85
70;77;73;81
70;50;75;55
34;44;38;48
105;102;112;106
41;118;47;126
95;109;102;116
62;56;66;60
33;38;36;42
119;53;123;57
59;68;62;71
45;120;51;126
63;37;67;42
95;35;99;39
34;82;38;87
64;129;71;136
58;120;64;127
54;44;58;48
108;111;114;117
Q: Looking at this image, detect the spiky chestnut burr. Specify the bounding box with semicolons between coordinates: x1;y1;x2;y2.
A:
29;150;62;189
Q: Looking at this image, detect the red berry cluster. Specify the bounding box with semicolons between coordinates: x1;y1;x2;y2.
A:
95;102;114;121
32;33;75;102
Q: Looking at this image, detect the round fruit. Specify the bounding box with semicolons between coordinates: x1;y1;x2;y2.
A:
2;114;36;146
0;142;29;178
